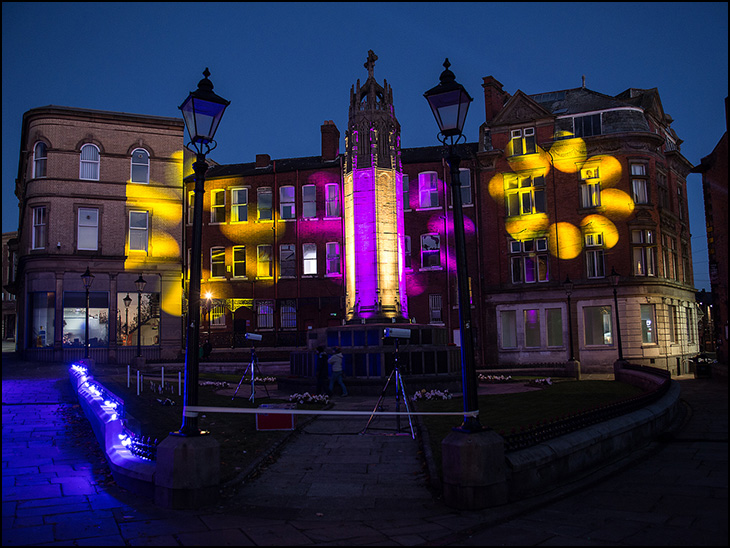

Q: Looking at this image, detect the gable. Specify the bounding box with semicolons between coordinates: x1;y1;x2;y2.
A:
490;90;553;127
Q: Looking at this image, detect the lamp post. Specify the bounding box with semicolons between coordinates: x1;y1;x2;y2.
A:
204;291;213;340
563;276;575;361
123;293;132;346
178;68;230;436
81;267;94;359
135;275;147;358
609;267;624;362
425;59;481;432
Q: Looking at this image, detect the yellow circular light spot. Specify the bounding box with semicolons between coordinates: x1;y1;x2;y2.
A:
600;188;635;220
548;222;583;259
506;213;550;240
549;136;587;173
507;146;552;175
588;154;623;188
580;214;619;248
488;173;505;203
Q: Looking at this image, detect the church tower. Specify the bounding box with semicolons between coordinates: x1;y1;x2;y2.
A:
344;51;408;323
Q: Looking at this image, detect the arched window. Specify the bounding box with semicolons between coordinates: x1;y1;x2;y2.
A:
79;144;100;180
130;149;149;184
33;142;47;178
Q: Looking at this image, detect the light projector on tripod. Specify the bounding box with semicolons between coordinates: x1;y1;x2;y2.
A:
383;327;411;339
244;332;263;341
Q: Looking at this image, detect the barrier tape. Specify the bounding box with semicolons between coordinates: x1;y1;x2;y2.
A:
183;405;478;418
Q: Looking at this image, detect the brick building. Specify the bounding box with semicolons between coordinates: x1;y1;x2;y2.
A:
476;79;698;372
692;98;728;364
186;63;698;373
12;106;185;363
2;231;17;343
10;59;701;374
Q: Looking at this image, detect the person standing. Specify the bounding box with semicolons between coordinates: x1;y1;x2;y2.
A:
315;346;329;395
328;347;348;397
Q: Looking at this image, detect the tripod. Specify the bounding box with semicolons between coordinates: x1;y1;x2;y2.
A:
232;345;270;402
361;338;415;438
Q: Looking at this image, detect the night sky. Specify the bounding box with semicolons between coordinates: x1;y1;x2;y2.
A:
2;2;727;290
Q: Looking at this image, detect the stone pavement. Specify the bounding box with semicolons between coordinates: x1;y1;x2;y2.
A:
2;355;727;546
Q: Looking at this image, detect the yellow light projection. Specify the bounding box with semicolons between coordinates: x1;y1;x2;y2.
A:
584;154;622;187
505;213;550;240
580;214;619;248
547;222;583;259
507;145;552;175
124;149;184;317
549;133;587;173
600;188;635;219
489;124;640;266
488;172;506;203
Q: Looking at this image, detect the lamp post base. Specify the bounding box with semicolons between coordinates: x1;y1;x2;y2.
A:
441;428;508;509
154;433;220;509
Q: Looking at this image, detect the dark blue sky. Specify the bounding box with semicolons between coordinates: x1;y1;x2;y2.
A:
2;2;727;290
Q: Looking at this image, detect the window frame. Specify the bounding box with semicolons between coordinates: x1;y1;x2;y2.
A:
32;206;47;250
420;233;441;270
232;245;246;278
418;172;439;209
326;242;341;276
257;187;273;221
505;174;546;216
279;244;296;278
210;246;226;278
231;187;248;223
128;210;149;252
210;189;226;224
33;142;47;179
508;127;536;156
79;144;100;181
302;185;316;219
631;229;657;277
280;186;296;220
77;207;99;251
257;244;273;278
630;163;649;204
302;243;317;276
585;233;605;279
325;183;341;218
130;148;150;184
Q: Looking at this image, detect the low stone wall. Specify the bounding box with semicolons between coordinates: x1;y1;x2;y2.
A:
442;362;680;509
69;365;157;499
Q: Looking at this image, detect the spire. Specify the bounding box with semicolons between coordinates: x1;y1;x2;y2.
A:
364;50;378;80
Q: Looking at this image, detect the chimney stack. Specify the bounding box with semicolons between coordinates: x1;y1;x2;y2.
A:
482;76;508;123
321;120;340;161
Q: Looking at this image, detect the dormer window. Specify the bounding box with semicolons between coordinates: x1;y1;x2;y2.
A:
573;114;601;138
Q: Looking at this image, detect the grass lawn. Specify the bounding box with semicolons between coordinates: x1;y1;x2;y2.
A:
94;371;643;487
96;371;323;484
416;378;645;474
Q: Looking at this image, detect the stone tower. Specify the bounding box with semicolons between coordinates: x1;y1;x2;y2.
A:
344;51;408;323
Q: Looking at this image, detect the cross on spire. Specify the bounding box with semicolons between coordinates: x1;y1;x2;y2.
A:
364;50;378;79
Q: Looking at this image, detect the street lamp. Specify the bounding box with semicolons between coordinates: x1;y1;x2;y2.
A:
563;276;575;362
135;275;147;358
123;293;132;346
178;68;230;436
425;59;481;432
609;267;624;362
81;267;94;359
